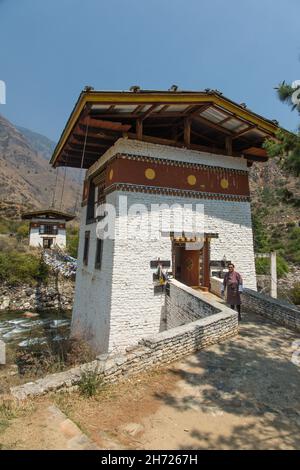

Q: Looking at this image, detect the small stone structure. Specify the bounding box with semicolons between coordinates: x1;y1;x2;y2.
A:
10;280;238;399
21;209;75;249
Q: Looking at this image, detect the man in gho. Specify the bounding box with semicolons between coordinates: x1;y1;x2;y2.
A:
221;263;243;321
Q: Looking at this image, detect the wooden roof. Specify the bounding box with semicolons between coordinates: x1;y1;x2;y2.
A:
21;209;75;221
50;89;281;169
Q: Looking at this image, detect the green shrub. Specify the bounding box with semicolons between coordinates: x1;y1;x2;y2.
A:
289;283;300;305
252;213;270;252
255;254;288;279
78;367;102;397
16;222;29;240
66;226;79;258
0;251;49;286
285;227;300;263
255;257;269;275
0;218;28;236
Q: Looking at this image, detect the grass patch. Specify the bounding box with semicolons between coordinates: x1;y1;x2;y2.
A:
0;249;49;286
78;367;103;397
0;398;35;435
16;338;95;378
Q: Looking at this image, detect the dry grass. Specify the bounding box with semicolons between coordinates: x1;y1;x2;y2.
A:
0;338;95;394
52;367;180;448
0;396;36;437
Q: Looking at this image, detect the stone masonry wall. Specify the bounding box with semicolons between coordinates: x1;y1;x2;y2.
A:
163;280;219;330
11;288;238;399
0;276;74;312
242;288;300;333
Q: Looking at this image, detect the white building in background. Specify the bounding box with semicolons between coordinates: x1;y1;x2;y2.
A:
50;88;280;353
21;209;75;249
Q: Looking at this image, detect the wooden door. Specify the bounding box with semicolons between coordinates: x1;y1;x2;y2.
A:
180;249;200;286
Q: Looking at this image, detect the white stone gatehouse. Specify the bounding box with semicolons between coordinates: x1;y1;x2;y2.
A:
50;88;280;353
21;209;75;249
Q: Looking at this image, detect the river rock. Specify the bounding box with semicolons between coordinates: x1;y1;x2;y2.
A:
0;297;10;310
22;311;39;318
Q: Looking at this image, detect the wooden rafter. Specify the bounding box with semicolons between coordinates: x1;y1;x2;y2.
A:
140;104;160;120
72;133;114;145
78;124;121;139
184;117;191;147
232;125;256;140
193;114;233;136
136;118;143;140
80;116;131;132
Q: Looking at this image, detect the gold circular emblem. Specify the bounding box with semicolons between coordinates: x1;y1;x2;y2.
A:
187;175;196;186
145;168;156;180
109;169;114;181
220;178;229;189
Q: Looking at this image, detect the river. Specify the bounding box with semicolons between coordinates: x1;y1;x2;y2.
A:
0;310;71;350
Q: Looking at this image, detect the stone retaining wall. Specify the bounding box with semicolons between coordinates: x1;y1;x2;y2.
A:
163;280;219;330
11;281;238;399
242;288;300;332
0;276;74;312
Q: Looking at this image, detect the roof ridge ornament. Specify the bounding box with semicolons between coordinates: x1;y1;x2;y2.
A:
129;85;141;93
83;85;94;92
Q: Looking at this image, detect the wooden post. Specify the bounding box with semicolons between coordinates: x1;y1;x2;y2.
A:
184;117;191;148
225;137;233;156
270;251;277;299
255;252;277;298
136;119;143;140
203;237;211;289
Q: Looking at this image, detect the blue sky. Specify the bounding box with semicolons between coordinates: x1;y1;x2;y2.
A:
0;0;299;141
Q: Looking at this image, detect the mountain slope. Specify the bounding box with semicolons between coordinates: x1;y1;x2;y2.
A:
0;115;83;218
16;125;56;161
250;158;300;225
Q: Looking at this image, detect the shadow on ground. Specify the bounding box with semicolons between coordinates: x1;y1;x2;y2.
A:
153;311;300;449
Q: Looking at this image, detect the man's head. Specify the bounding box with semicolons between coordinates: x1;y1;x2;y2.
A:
228;263;235;272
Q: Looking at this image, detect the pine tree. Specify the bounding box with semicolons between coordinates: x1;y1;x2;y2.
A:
264;80;300;176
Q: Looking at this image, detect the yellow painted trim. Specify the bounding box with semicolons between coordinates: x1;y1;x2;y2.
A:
51;92;279;166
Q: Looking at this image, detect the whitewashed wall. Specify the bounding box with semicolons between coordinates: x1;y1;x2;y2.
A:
71;140;256;353
72;192;256;353
28;219;67;248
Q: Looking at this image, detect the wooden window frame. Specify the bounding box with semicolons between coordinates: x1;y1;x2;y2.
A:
95;238;103;270
86;180;96;224
83;231;90;266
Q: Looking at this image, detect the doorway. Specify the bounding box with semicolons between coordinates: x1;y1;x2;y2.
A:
181;248;200;286
43;238;53;249
173;238;210;289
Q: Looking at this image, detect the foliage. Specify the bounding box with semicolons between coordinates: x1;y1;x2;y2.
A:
264;129;300;176
255;254;289;279
0;218;29;236
78;367;102;397
289;283;300;305
263;80;300;176
16;222;29;240
284;226;300;263
66;225;79;258
0;250;49;286
252;213;270;253
16;338;95;377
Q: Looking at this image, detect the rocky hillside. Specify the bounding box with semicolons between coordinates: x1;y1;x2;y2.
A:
0;114;82;218
249;158;300;226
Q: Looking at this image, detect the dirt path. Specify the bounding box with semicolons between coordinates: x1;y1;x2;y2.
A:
1;310;300;450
